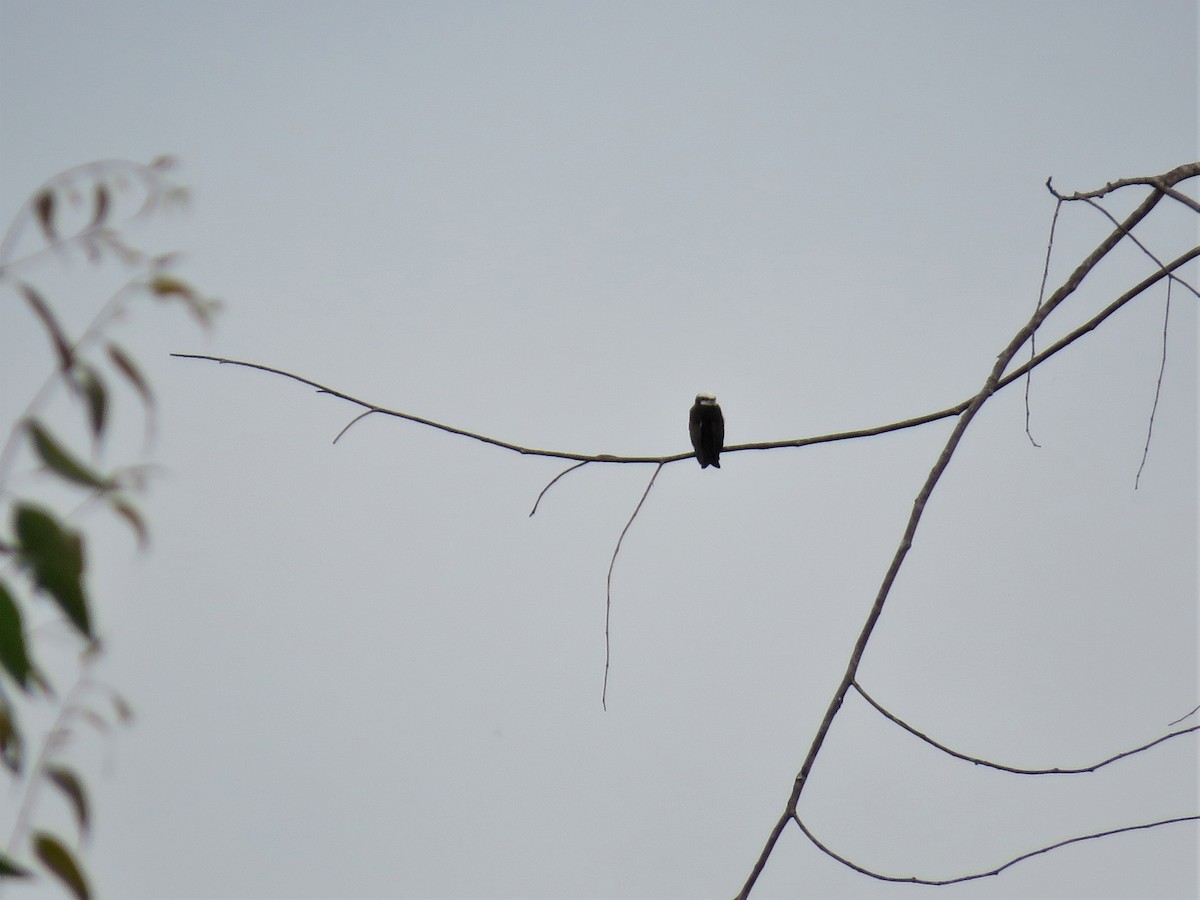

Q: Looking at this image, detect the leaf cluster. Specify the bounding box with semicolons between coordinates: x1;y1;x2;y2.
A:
0;159;217;898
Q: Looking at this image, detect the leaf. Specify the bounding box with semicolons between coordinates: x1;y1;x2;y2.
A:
148;275;219;327
0;689;23;774
25;421;112;491
70;366;108;445
109;497;149;550
110;691;134;724
106;342;156;423
46;766;91;839
0;581;33;690
13;504;91;639
33;833;91;900
0;849;31;879
33;188;56;243
19;283;72;372
89;184;109;229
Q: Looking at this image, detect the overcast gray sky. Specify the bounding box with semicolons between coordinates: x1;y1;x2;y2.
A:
1;2;1197;898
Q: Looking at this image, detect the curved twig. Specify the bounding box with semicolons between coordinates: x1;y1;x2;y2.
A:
1135;279;1172;489
602;462;664;710
852;681;1199;775
1024;196;1062;448
529;461;592;517
793;814;1199;886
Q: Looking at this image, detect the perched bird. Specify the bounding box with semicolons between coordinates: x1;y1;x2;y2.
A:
689;393;724;469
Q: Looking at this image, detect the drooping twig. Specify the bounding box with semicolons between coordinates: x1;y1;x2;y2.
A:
793;814;1199;887
852;681;1198;776
529;461;592;517
602;462;664;710
1024;196;1063;448
1135;279;1172;489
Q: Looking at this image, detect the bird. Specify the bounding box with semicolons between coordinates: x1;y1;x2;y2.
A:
689;393;724;469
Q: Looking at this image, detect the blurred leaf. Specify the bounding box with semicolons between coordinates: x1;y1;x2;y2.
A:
109;497;149;550
0;689;23;774
33;833;91;900
0;849;31;879
46;766;91;839
106;342;156;425
111;691;134;724
148;154;176;171
33;188;56;243
148;275;219;327
0;581;34;690
13;504;91;639
70;366;108;445
19;283;73;372
89;184;109;229
25;421;112;491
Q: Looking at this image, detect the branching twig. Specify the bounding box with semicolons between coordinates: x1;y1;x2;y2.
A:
793;814;1199;886
602;463;664;710
852;681;1199;775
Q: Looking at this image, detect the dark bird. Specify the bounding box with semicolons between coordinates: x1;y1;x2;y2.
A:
689;393;724;469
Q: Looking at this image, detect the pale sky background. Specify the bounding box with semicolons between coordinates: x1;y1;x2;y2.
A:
0;2;1197;899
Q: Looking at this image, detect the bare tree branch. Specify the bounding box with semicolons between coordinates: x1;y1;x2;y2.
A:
793;814;1199;887
736;168;1192;899
602;462;664;710
852;681;1199;775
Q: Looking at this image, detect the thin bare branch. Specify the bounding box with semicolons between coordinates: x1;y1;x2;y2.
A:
1046;163;1200;201
1025;197;1062;447
171;354;675;465
529;461;591;517
1071;194;1199;300
602;462;664;710
1168;704;1200;727
332;409;381;444
793;814;1199;886
852;681;1199;775
1135;279;1172;489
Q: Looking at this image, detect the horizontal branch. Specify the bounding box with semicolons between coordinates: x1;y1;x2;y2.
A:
170;236;1195;473
852;681;1199;775
793;813;1199;886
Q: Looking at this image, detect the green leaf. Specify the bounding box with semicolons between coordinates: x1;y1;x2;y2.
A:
13;504;91;639
33;188;57;243
0;849;31;878
25;421;112;491
0;581;33;690
70;366;108;445
33;833;91;900
46;766;91;839
0;689;23;774
19;283;73;372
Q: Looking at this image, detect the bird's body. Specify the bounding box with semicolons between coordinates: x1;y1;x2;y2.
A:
689;393;724;468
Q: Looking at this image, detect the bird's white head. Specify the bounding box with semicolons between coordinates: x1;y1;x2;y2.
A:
695;392;718;405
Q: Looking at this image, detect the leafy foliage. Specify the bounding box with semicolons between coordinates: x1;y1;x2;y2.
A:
0;159;217;895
